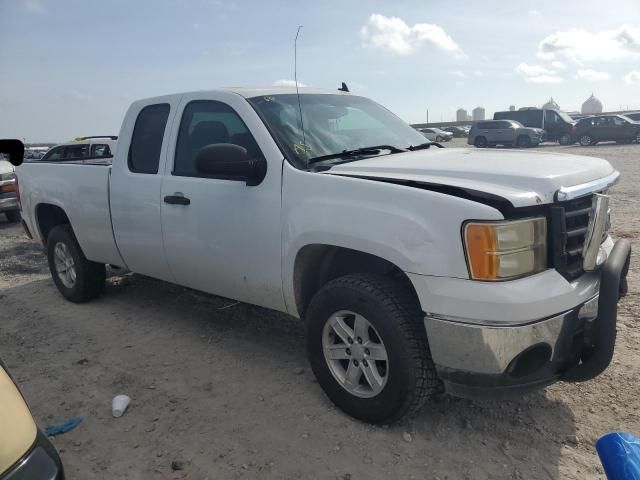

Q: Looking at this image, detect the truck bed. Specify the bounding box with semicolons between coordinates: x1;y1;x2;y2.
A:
17;162;123;266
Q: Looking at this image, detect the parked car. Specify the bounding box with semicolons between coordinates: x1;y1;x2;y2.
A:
0;359;65;479
0;156;20;222
419;127;452;142
573;115;640;146
494;108;575;145
468;120;545;148
623;112;640;122
11;87;630;424
38;136;117;163
443;126;468;137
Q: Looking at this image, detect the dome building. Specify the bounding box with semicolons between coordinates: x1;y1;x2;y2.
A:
542;97;560;110
582;94;603;114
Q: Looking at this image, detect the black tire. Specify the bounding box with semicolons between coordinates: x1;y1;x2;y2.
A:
306;273;440;424
579;134;594;146
47;224;105;302
4;210;21;223
516;136;531;148
474;136;487;148
558;133;572;145
634;132;640;144
435;135;443;142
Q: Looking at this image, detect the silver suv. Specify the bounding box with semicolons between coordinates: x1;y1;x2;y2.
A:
468;120;545;148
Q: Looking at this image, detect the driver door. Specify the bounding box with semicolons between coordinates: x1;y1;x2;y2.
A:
160;91;285;311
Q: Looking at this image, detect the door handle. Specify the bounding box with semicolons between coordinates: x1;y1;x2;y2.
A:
164;194;191;205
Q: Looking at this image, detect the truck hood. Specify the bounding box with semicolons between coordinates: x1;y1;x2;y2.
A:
323;148;616;208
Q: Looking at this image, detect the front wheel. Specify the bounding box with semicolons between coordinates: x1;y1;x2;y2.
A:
47;225;105;302
579;134;594;146
558;133;572;145
4;210;21;223
435;135;443;142
516;136;531;148
306;274;440;424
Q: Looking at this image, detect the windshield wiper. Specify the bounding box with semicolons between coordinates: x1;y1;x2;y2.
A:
407;142;444;151
308;145;406;165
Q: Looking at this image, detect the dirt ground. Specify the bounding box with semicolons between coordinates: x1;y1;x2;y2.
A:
1;138;638;479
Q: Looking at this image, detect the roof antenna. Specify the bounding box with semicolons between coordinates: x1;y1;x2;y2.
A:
338;82;350;92
294;25;306;147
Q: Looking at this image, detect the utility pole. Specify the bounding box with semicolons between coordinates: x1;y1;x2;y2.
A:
426;109;429;124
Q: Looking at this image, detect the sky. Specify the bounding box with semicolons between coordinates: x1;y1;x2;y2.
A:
1;0;640;142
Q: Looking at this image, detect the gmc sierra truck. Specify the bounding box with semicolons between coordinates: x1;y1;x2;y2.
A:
11;87;631;423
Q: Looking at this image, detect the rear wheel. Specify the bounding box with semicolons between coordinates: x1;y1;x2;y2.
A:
435;135;443;142
306;274;440;424
516;136;531;148
474;136;488;148
47;225;105;302
635;132;640;144
4;211;20;223
579;134;594;146
558;133;572;145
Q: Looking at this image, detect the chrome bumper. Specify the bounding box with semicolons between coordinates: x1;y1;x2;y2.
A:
0;195;18;212
425;295;598;376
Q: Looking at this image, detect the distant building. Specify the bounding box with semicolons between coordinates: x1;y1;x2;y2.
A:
582;93;603;114
542;97;560;110
472;106;485;121
456;108;469;122
509;105;516;111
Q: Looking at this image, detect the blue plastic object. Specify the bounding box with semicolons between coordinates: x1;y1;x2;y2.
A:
596;432;640;479
44;416;83;437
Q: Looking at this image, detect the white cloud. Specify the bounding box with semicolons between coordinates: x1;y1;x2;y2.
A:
551;61;566;70
361;14;463;56
273;79;307;88
538;25;640;63
515;63;563;83
451;70;465;78
528;9;542;18
625;70;640;84
473;70;484;77
576;69;610;81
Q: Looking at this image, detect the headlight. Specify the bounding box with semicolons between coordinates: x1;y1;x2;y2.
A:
463;217;547;281
0;171;16;182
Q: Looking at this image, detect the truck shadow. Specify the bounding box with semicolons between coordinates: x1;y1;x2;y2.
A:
1;271;575;479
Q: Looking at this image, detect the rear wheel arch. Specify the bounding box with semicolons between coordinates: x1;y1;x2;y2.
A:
292;245;421;319
35;203;71;246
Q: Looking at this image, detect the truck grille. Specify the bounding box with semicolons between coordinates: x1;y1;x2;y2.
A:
550;195;594;280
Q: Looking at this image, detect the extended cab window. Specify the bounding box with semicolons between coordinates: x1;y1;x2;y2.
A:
40;146;65;161
128;103;170;174
64;144;89;160
91;144;112;158
173;100;262;177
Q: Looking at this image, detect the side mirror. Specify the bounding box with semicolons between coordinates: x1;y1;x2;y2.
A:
0;139;25;167
195;143;267;186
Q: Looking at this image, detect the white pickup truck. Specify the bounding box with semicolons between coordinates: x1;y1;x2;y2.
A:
12;87;631;424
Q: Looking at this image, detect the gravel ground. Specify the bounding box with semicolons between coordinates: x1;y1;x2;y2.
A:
0;138;638;479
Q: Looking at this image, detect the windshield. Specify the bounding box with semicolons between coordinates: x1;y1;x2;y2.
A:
247;94;428;167
555;109;575;124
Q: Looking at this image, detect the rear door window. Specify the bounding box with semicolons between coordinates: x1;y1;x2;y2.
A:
63;144;89;160
128;103;170;174
91;144;112;158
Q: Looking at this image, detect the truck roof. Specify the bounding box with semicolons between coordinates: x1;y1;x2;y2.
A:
131;86;352;105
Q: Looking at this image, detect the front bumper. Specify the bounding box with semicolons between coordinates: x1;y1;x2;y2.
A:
0;193;18;213
424;239;631;398
1;431;64;480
